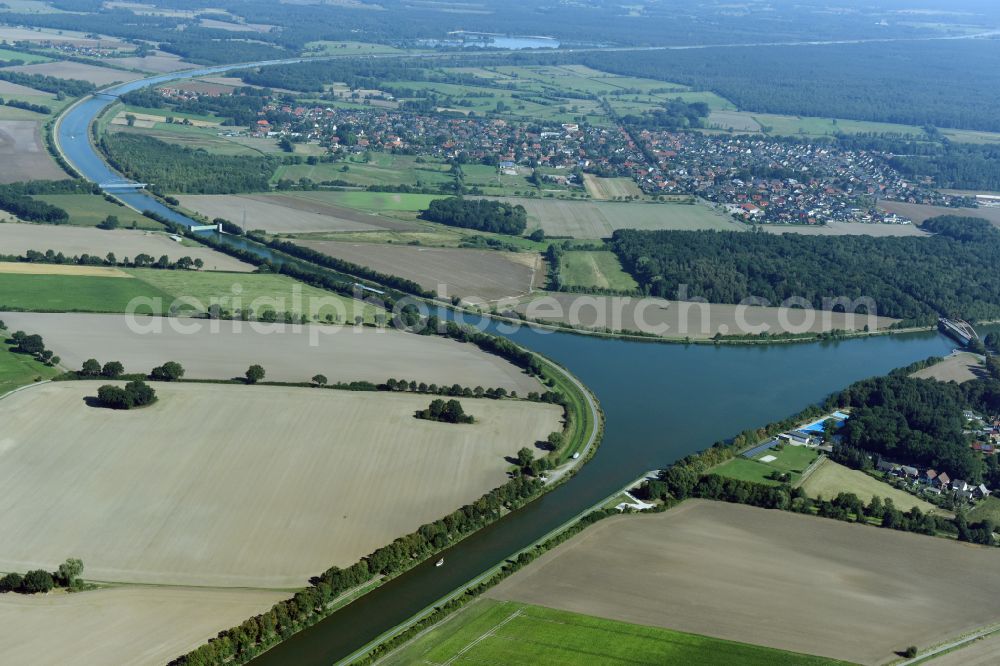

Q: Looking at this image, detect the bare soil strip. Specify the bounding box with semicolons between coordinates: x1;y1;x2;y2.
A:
488;500;1000;665
295;240;541;303
0;261;131;277
0;120;66;184
177;193;419;233
517;293;898;338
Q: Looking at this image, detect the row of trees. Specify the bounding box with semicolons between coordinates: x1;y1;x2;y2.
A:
0;558;84;595
12;248;206;271
7;329;59;366
0;97;51;115
610;216;1000;323
420;198;528;235
0;70;94;97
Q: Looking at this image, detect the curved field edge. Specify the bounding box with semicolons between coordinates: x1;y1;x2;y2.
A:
166;339;601;664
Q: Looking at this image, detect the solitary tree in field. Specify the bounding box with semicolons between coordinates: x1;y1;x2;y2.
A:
101;361;124;379
516;447;534;468
312;374;328;387
81;358;101;377
246;364;265;384
56;558;84;588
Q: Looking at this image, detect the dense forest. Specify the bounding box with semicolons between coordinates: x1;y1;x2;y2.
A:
580;40;1000;133
100;134;277;194
833;371;1000;484
610;216;1000;324
420;198;527;235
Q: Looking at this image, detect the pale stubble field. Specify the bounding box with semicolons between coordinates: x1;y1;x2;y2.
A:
0;382;563;588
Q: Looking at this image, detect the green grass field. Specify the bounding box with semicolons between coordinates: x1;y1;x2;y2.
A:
800;459;939;514
32;194;163;230
559;250;638;291
382;599;846;666
966;495;1000;524
0;47;52;64
129;269;379;322
714;444;819;485
0;273;173;313
0;334;59;395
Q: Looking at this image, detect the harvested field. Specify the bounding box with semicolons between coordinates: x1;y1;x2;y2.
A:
0;586;285;666
880;200;1000;229
0;382;562;586
0;27;123;45
761;221;928;237
0;80;55;97
6;61;142;86
800;459;940;514
177;193;419;233
0;312;545;394
0;261;129;277
0;120;66;183
489;500;1000;665
911;352;987;383
708;109;762;131
516;293;897;339
295;240;543;303
491;198;745;238
110;51;193;73
0;224;253;271
582;174;643;200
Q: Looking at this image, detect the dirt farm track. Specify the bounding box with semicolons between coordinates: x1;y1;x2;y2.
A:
0;382;562;587
489;500;1000;665
0;312;544;395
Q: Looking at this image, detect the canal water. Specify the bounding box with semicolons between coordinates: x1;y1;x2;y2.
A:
253;326;961;665
55;60;981;665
